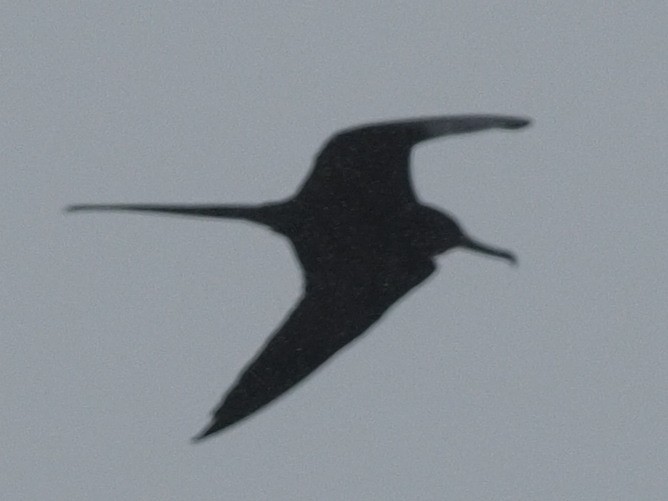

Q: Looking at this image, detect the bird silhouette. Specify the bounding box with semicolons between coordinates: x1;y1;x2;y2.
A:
67;114;530;440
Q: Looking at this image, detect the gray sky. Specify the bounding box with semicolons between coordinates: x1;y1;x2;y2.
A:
3;2;667;500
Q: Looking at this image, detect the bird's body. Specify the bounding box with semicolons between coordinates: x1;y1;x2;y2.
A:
68;114;530;440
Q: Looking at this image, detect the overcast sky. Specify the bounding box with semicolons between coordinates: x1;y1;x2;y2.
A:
3;3;667;500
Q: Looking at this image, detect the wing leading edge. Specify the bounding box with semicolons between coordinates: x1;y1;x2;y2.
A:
194;260;435;440
296;115;530;207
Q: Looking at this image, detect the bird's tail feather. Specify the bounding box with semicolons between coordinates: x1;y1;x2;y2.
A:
66;203;289;228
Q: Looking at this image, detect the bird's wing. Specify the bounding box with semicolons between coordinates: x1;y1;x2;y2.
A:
193;259;436;440
296;115;530;209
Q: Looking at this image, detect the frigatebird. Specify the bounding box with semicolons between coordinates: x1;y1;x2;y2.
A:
68;114;530;440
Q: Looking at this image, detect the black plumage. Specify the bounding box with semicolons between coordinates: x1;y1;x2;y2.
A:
68;114;530;440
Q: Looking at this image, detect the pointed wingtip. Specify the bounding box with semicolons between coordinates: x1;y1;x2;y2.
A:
64;204;127;214
190;433;207;444
190;433;208;444
191;420;223;443
503;117;532;129
65;204;103;213
191;427;211;443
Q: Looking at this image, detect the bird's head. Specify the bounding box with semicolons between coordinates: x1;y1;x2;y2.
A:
424;208;517;265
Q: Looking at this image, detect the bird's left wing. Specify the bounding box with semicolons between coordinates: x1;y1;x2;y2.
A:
296;115;530;209
193;259;435;440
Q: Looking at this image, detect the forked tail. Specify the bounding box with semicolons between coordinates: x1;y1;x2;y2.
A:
66;202;291;229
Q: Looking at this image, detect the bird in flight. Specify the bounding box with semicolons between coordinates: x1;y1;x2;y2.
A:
68;114;530;440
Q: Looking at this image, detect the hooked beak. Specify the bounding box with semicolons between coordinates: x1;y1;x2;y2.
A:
459;235;517;266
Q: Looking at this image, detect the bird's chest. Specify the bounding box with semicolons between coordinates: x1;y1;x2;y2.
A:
291;210;424;280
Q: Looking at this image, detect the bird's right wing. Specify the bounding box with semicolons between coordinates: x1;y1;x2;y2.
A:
193;259;436;440
296;115;530;210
